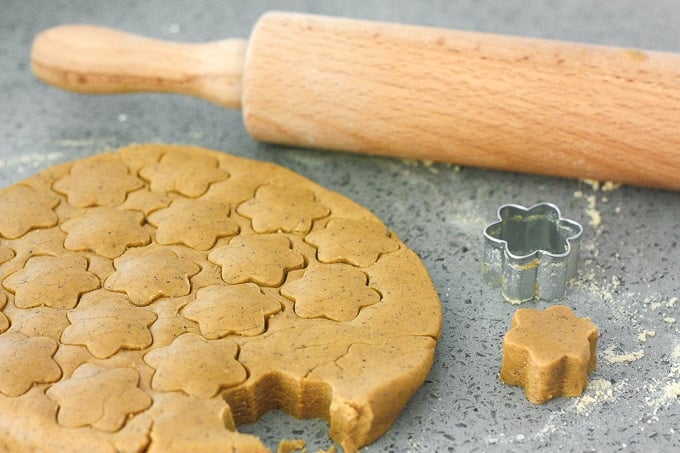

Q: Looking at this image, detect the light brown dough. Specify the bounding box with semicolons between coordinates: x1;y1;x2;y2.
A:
500;304;598;404
0;144;442;452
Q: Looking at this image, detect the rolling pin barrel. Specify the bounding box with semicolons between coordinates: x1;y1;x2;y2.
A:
243;13;680;190
31;12;680;190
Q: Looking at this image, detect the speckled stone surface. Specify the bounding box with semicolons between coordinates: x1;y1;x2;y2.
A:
2;1;680;451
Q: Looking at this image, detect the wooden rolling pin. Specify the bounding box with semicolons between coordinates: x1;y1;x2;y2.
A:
31;12;680;190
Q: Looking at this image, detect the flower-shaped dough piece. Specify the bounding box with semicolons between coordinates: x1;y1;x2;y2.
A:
147;393;267;453
281;263;380;322
202;173;261;205
6;306;69;340
118;144;167;173
119;188;173;215
0;184;59;239
53;154;143;207
482;202;583;303
208;234;304;286
3;255;100;309
0;332;61;396
148;198;239;250
237;185;330;233
144;333;246;398
46;363;152;432
105;247;200;306
61;290;157;358
181;284;282;339
305;219;399;267
61;207;151;258
500;305;599;404
139;149;228;197
5;227;66;263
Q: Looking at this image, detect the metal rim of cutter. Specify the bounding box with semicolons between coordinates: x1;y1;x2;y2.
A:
482;202;583;303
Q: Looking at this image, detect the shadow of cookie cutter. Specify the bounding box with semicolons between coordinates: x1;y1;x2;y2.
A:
482;202;583;303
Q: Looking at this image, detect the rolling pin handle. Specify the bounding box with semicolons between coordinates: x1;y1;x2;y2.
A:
31;25;247;109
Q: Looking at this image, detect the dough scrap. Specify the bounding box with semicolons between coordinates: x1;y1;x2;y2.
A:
0;144;441;452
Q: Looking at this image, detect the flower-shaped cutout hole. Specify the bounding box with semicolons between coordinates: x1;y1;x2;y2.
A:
482;203;583;303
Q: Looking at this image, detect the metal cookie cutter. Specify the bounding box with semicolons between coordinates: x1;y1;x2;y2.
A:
482;202;583;303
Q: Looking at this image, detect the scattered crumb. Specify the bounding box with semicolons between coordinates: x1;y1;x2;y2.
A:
574;379;614;415
668;297;678;308
602;181;622;191
585;195;601;229
603;345;645;364
572;272;618;304
574;179;621;235
663;317;677;324
659;382;680;405
580;179;622;191
648;344;680;412
637;330;656;343
643;296;662;311
399;158;443;174
581;179;601;191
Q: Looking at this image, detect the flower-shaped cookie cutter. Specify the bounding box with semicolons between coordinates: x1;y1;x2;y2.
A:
482;202;582;303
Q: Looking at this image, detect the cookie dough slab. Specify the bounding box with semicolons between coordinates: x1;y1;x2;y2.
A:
0;144;442;452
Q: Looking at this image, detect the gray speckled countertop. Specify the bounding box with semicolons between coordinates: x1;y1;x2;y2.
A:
2;1;680;451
